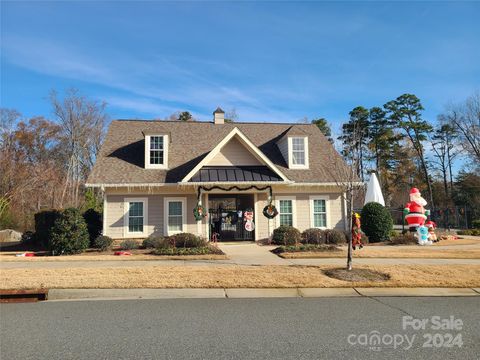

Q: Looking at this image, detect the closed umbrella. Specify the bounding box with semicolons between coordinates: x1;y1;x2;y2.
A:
364;172;385;206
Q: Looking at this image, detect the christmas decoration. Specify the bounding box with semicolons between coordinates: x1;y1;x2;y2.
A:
193;204;207;221
263;204;278;219
416;225;432;246
404;187;430;233
244;209;255;232
352;212;363;250
425;220;438;243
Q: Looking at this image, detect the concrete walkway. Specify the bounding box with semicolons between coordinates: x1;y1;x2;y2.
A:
217;243;288;265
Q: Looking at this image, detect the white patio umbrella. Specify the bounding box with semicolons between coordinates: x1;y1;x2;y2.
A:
364;172;385;206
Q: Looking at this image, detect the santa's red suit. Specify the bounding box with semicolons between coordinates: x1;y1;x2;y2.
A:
404;188;429;229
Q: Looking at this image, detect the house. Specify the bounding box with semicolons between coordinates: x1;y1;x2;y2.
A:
86;108;351;241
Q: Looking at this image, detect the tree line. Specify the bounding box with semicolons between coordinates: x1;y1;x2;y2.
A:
312;92;480;227
1;89;479;231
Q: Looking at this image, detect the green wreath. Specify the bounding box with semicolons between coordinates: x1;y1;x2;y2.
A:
263;204;278;219
193;204;207;221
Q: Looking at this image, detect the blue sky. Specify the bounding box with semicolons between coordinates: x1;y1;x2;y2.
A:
1;1;479;135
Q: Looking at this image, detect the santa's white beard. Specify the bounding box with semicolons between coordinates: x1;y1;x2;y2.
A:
411;196;427;206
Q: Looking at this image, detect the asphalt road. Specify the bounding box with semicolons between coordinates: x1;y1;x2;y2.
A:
1;297;479;360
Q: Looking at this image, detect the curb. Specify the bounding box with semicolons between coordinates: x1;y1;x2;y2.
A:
43;287;480;302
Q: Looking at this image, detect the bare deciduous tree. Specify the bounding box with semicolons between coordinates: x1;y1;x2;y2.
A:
445;91;480;165
50;88;107;207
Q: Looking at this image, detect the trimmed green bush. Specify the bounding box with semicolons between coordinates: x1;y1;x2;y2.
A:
324;229;347;244
301;228;326;245
83;208;102;246
272;244;340;254
272;225;301;246
93;235;113;251
472;220;480;229
360;202;393;243
166;233;206;248
49;208;89;255
34;209;61;247
120;239;139;250
142;234;164;249
153;246;224;256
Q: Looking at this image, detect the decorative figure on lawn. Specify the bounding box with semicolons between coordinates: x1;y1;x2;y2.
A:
425;220;438;243
404;187;430;233
416;225;432;246
352;212;363;250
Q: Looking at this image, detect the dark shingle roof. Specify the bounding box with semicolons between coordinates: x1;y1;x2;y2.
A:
86;120;349;185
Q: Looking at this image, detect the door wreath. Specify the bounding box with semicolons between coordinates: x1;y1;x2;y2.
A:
263;204;278;219
193;204;207;221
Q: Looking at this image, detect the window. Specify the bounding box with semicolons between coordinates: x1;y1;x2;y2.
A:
150;136;164;165
145;134;168;169
292;138;305;165
124;198;148;237
277;197;296;227
310;196;328;229
288;136;308;169
164;198;186;235
128;202;144;232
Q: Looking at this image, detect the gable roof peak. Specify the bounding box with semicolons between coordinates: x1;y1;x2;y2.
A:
213;107;225;114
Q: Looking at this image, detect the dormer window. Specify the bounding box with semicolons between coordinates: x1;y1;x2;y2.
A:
145;134;168;169
288;136;309;169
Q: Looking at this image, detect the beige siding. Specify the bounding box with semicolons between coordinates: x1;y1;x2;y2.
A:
104;185;346;240
104;192;204;239
209;137;262;166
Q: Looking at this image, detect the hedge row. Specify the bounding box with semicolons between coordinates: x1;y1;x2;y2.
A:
271;225;348;246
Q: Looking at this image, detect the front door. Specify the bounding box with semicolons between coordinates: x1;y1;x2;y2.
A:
208;194;255;241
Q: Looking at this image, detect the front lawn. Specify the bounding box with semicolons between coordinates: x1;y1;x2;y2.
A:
2;264;479;289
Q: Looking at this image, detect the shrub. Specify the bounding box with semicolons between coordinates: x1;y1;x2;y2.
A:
166;233;207;248
120;239;139;250
272;225;301;246
472;220;480;229
93;235;113;251
390;233;417;245
272;244;340;254
142;234;164;249
302;228;325;245
83;208;102;246
360;202;393;243
324;229;347;244
49;208;89;255
34;209;61;247
153;246;224;256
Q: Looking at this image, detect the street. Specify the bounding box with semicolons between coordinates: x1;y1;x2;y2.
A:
1;297;479;359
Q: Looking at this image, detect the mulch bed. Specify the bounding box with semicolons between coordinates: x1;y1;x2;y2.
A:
324;268;390;282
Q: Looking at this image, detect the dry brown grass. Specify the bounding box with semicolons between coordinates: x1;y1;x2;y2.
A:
0;252;227;262
278;247;480;259
1;264;479;290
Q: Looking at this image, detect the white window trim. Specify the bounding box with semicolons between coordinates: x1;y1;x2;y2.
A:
123;197;148;238
164;197;187;236
145;134;168;169
288;136;309;169
309;195;330;229
275;196;297;228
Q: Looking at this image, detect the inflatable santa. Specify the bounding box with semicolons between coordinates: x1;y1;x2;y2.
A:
404;187;430;232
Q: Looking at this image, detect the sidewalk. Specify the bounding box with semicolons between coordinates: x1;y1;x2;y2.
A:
47;287;480;301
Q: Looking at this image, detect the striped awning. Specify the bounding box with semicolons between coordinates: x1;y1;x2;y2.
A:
189;166;283;182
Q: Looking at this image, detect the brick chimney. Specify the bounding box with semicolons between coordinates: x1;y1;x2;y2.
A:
213;107;225;124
